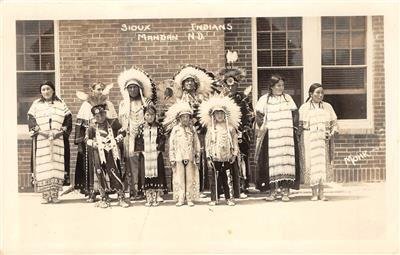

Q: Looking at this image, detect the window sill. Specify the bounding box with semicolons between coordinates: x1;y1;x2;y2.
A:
337;119;374;135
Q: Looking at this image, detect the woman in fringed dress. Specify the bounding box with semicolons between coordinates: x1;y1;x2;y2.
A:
255;74;301;202
28;81;72;204
299;83;338;201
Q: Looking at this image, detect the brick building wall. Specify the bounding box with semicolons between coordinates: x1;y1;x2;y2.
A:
332;16;386;182
17;17;386;192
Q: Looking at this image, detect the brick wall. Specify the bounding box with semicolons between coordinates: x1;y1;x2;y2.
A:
331;16;386;182
18;140;33;192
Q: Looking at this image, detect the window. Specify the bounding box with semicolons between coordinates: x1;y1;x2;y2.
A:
16;20;55;124
321;16;367;119
256;17;303;107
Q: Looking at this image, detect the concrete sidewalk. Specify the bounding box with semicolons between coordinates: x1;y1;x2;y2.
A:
2;182;396;254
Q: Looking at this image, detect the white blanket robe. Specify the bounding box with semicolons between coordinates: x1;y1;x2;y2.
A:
255;94;297;183
28;99;71;192
299;101;337;186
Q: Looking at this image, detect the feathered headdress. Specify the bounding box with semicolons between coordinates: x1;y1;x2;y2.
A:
172;64;215;99
218;67;246;85
163;100;193;132
118;66;157;105
199;94;241;130
118;67;157;116
76;82;114;105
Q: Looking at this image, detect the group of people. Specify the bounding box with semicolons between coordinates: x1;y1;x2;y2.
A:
28;54;338;208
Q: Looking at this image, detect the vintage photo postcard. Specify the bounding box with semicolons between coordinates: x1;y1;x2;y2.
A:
1;0;399;254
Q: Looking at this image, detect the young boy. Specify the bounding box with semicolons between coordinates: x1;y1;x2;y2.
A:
86;104;129;208
134;105;167;206
199;95;241;206
166;100;201;207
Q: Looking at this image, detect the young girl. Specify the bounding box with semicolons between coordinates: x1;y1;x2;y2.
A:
199;95;241;206
299;83;338;201
165;100;201;207
86;104;129;208
134;105;167;206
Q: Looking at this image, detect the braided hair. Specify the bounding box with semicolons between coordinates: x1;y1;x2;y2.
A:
306;83;323;102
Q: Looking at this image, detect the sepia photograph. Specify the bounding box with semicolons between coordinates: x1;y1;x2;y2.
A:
1;0;399;254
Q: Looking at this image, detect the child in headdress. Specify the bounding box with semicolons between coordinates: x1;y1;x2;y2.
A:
134;105;167;206
165;100;201;206
199;95;241;206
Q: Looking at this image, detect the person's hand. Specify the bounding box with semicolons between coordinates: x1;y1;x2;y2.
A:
255;111;265;127
325;131;331;140
48;131;54;141
115;134;123;143
87;140;98;148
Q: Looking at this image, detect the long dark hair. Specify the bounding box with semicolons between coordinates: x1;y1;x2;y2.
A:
306;83;323;102
39;80;61;103
267;74;288;103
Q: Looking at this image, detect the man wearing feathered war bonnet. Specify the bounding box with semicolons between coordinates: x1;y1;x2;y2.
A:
118;67;157;200
168;65;215;194
199;95;241;206
217;63;254;199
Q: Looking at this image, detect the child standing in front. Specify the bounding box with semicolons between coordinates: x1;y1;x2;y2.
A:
134;105;167;206
86;104;129;208
199;95;241;206
165;100;201;207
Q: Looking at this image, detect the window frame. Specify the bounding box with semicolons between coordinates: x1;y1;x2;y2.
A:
17;20;60;140
254;17;304;106
252;16;374;134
